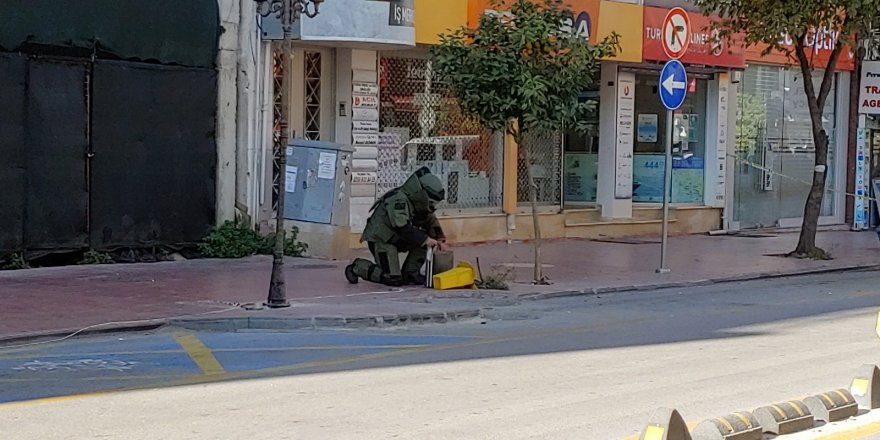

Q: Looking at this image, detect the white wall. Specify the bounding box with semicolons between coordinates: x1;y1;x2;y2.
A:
216;0;240;223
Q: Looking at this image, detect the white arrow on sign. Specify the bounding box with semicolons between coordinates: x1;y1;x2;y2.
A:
662;74;686;95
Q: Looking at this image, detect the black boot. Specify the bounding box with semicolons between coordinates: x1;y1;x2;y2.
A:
344;264;359;284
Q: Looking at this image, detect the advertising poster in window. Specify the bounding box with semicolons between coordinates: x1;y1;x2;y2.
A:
671;156;705;203
632;154;665;202
637;114;658;143
564;153;599;202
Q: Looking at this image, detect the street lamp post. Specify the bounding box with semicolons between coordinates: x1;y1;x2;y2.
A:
255;0;323;308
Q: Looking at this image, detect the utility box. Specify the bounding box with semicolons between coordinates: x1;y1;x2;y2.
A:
284;139;354;259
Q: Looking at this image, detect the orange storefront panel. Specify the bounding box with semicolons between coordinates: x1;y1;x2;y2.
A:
744;31;855;71
468;0;642;62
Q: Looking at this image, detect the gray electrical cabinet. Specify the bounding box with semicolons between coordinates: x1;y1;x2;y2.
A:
284;139;353;225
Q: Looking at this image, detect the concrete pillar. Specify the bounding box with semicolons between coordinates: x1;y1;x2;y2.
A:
235;0;258;222
215;0;240;224
597;62;633;219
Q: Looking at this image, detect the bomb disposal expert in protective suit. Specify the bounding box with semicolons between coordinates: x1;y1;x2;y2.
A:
345;167;449;286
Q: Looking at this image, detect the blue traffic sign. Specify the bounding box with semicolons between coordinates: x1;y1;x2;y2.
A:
659;60;688;111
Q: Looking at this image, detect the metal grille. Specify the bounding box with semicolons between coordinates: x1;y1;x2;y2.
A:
303;51;321;141
378;55;503;211
518;133;562;205
271;44;285;211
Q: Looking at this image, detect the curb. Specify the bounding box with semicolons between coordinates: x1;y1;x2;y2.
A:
0;321;168;348
169;309;483;332
519;264;880;301
0;310;484;347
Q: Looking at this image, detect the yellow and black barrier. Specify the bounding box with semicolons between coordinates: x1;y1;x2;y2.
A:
691;411;762;440
804;389;858;423
851;364;880;410
752;400;813;435
638;408;692;440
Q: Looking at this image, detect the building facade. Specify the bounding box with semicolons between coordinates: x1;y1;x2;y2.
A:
229;0;862;258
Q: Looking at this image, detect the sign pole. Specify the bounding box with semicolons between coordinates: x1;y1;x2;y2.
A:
657;7;690;274
658;110;673;274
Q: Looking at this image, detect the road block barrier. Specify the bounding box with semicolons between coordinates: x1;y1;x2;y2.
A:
804;389;858;422
691;411;762;440
851;364;880;409
753;400;813;435
639;408;692;440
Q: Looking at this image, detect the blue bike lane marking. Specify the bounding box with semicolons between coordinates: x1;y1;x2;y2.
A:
0;330;471;404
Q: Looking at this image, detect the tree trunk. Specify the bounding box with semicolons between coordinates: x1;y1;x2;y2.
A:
790;36;842;260
520;140;547;284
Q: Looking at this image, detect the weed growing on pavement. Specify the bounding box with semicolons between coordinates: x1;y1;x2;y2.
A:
199;220;309;258
476;266;514;290
78;250;114;265
1;252;30;270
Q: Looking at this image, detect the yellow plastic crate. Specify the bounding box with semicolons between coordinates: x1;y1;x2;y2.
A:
432;261;476;290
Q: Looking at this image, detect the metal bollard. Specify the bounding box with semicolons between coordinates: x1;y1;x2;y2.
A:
753;400;813;435
851;364;880;409
639;408;692;440
804;389;858;423
691;411;762;440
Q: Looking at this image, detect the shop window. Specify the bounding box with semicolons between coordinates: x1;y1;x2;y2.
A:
631;73;708;204
377;55;503;210
563;90;600;204
733;65;837;229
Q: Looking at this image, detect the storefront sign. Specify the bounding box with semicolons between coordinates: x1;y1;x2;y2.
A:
615;72;636;199
469;0;600;44
352;108;379;122
353;94;379;109
353;133;380;145
469;0;643;62
714;72;730;207
860;61;880;115
353;120;380;133
385;0;415;27
353;82;379;95
352;171;378;184
262;0;415;46
744;30;855;71
643;6;746;68
855;128;869;229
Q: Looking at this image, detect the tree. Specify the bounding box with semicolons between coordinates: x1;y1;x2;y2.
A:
432;0;618;283
692;0;879;259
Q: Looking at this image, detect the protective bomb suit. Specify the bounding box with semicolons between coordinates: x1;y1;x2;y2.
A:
345;167;446;286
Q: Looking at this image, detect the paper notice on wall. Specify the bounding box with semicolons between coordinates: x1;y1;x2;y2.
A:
318;152;336;180
285;166;298;193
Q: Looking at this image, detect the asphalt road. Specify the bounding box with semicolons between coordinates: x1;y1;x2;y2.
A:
3;270;880;439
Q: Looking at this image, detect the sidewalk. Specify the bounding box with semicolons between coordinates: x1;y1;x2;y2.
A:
1;230;877;342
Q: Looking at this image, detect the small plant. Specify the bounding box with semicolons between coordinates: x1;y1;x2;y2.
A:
260;226;309;257
284;226;308;257
475;266;514;291
1;252;31;270
200;220;309;259
199;220;267;258
79;250;114;265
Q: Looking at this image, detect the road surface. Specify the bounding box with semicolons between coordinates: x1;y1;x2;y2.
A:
2;270;880;439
